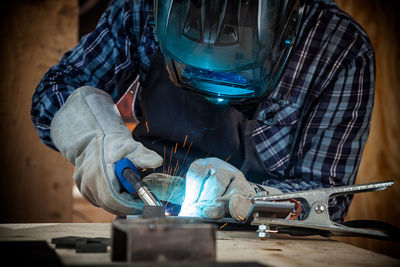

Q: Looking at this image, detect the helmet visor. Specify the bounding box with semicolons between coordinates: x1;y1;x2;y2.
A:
156;0;302;101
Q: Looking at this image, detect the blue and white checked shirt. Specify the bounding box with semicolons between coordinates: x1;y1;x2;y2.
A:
31;0;375;221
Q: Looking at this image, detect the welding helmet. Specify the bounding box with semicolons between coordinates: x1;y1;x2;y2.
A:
154;0;305;103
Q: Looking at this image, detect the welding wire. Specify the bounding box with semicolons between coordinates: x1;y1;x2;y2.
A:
145;121;150;133
183;134;188;148
219;223;228;230
225;154;232;162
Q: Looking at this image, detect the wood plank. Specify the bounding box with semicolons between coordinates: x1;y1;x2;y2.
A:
0;223;398;266
0;1;78;222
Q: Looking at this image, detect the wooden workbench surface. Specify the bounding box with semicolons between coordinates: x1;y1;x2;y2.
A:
0;223;398;266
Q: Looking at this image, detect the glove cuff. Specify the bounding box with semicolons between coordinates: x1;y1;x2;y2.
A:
50;86;130;162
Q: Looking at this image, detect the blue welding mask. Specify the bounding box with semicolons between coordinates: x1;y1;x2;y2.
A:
154;0;305;103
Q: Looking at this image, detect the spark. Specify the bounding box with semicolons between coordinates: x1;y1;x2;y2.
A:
219;223;228;230
145;121;150;133
174;142;178;154
225;154;232;162
183;134;188;148
163;137;202;207
166;175;181;204
167;145;173;175
177;140;193;177
167;160;180;197
173;159;179;176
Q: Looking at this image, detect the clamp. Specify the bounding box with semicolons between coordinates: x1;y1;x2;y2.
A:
246;181;399;240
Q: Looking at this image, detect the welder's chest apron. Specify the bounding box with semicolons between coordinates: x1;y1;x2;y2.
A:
132;53;267;182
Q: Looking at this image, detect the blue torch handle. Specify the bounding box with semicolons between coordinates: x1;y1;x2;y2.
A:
115;158;141;195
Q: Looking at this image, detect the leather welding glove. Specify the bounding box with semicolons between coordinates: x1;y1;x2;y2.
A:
178;157;282;220
50;86;163;215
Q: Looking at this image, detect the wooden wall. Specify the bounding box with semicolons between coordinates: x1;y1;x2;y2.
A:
0;1;78;222
334;0;400;257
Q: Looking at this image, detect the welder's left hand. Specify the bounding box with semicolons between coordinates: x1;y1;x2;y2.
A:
178;157;281;220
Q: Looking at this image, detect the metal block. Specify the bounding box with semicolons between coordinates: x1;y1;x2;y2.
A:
142;205;166;218
112;218;216;263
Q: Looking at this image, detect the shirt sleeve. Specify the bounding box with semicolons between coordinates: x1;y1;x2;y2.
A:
262;50;375;222
31;0;145;149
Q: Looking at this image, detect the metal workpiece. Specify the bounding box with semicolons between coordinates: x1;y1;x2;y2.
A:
112;218;216;263
142;205;166;218
249;181;396;240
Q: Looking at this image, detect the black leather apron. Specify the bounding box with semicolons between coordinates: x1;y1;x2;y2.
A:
132;52;273;183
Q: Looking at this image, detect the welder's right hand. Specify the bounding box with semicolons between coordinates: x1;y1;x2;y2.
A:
178;158;282;220
50;86;163;215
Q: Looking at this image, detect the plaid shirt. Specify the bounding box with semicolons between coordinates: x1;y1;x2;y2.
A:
31;0;375;221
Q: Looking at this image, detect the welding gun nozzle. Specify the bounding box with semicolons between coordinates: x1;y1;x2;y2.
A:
122;168;162;206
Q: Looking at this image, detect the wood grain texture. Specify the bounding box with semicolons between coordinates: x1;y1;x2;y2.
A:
0;0;78;222
334;0;400;257
0;223;398;266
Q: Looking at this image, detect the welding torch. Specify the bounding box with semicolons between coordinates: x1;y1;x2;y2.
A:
115;158;162;206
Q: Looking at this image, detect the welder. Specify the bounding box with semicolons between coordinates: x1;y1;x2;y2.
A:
31;0;375;222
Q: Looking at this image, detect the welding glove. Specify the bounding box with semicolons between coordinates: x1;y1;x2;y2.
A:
178;157;282;220
50;86;163;215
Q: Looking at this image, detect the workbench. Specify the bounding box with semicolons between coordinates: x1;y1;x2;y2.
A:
0;223;398;266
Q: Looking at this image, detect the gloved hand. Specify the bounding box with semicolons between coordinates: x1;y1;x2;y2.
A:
178;157;282;220
50;86;163;215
